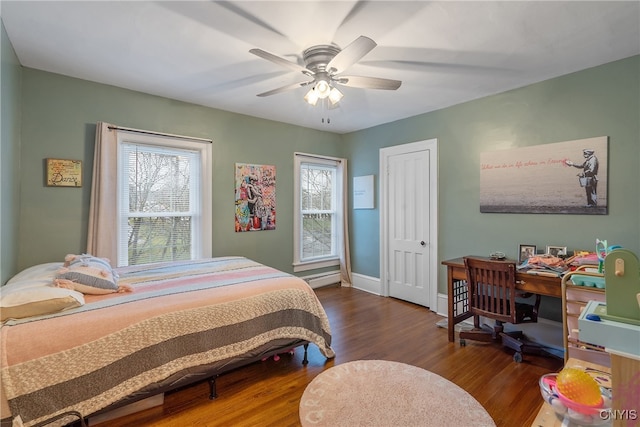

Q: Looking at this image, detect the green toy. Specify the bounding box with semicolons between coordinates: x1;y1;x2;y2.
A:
602;248;640;326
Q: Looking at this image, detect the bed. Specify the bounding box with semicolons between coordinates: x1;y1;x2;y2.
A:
0;256;335;427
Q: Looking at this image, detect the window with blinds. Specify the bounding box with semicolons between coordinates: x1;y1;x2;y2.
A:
117;135;211;266
293;153;343;272
300;163;337;260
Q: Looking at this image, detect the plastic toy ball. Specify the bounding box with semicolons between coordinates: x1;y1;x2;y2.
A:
556;368;602;406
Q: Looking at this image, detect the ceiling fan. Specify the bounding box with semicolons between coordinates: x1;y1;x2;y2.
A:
249;35;402;106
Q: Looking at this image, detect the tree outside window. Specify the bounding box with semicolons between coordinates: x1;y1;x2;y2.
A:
117;136;211;267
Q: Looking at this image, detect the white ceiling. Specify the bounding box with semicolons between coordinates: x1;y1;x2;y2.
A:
2;1;639;134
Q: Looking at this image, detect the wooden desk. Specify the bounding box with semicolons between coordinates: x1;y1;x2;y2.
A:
442;257;562;343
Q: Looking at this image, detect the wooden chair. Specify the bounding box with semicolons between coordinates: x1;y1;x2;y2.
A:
459;257;545;362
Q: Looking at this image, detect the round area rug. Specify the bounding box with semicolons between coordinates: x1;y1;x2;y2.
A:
299;360;496;427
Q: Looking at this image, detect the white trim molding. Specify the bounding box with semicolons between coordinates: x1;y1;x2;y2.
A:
351;272;382;295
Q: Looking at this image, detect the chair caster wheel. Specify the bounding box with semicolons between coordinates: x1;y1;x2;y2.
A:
459;339;466;347
513;352;523;363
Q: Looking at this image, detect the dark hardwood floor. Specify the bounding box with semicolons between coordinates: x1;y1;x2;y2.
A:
96;285;563;427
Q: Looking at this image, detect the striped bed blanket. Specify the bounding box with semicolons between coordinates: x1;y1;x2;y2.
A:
1;257;334;427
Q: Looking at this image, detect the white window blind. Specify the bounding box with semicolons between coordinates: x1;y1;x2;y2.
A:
117;137;210;266
300;162;337;260
293;153;344;272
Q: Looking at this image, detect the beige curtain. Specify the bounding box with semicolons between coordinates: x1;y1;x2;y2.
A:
338;159;353;287
86;122;118;264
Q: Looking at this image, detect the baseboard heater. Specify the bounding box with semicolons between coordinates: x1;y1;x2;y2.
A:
303;271;341;288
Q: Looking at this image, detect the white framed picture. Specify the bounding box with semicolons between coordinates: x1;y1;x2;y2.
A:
353;175;374;209
546;245;567;257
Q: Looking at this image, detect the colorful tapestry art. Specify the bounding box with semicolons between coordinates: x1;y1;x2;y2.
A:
235;163;276;232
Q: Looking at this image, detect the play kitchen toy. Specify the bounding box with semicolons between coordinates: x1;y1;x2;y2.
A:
578;248;640;426
580;248;640;327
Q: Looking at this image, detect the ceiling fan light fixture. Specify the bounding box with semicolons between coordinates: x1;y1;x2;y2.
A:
328;87;343;105
251;36;402;109
314;79;331;98
304;88;319;105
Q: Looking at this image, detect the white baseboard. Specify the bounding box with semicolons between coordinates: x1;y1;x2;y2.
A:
436;293;448;317
351;272;382;295
435;293;562;327
351;275;448;314
348;279;564;328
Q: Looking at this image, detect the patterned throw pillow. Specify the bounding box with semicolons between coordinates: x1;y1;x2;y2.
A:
55;254;121;295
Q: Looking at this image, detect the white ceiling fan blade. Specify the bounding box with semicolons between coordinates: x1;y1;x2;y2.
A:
249;48;311;75
337;75;402;90
256;81;313;97
326;36;377;74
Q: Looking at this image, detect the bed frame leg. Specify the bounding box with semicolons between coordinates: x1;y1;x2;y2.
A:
208;375;218;400
302;343;309;365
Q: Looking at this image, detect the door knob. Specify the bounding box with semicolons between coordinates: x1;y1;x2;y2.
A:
420;241;426;247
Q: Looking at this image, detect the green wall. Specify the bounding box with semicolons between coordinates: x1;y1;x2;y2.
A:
15;69;342;275
343;55;640;319
4;27;639;322
1;21;22;284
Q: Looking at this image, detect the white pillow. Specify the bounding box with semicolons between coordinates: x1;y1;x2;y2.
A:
4;262;63;288
1;286;84;322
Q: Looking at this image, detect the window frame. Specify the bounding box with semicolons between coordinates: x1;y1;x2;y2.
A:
116;132;212;267
293;153;344;272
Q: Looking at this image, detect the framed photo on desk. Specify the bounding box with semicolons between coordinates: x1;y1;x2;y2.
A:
546;245;567;257
518;244;536;264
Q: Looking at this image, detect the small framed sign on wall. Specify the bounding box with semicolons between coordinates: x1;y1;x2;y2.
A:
353;175;374;209
45;158;82;187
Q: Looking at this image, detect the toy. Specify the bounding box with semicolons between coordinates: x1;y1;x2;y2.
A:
540;372;610;424
595;239;607;273
595;238;622;273
556;368;602;406
262;348;295;362
603;248;640;325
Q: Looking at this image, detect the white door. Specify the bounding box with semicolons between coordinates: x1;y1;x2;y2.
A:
380;139;438;308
